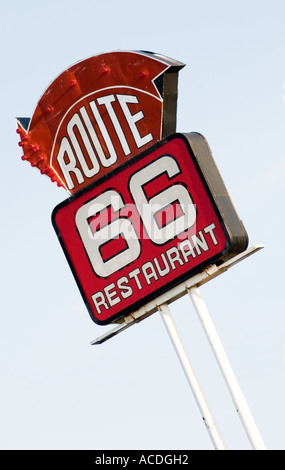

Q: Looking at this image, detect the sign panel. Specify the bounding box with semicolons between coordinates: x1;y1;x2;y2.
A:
16;51;184;193
52;133;248;325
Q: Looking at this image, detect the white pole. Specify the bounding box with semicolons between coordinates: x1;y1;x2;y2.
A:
158;303;226;450
188;286;266;450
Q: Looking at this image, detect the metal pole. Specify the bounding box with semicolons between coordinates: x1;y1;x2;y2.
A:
159;303;226;450
188;286;266;450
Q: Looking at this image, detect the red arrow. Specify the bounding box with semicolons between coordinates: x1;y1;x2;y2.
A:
16;51;184;192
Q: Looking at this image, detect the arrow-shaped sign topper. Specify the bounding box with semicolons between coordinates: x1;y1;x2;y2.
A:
16;51;184;194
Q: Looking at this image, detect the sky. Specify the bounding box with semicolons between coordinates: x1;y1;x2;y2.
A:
1;0;285;451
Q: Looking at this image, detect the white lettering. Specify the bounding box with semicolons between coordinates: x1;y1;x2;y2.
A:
117;276;133;298
117;94;153;148
79;105;109;166
129;268;143;289
67;113;100;178
97;95;131;156
56;136;84;190
204;222;218;245
89;100;117;166
91;223;221;315
94;454;129;467
104;283;120;306
179;239;196;261
166;246;184;270
191;230;209;255
56;93;155;190
142;261;159;285
75;190;141;278
153;254;170;277
91;291;109;314
129;155;196;244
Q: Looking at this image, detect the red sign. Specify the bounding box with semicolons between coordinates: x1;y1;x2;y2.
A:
52;133;248;325
16;51;184;194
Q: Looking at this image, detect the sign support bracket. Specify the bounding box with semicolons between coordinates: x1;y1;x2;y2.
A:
91;244;266;450
91;245;264;345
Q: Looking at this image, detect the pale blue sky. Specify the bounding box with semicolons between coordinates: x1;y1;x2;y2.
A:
1;0;284;450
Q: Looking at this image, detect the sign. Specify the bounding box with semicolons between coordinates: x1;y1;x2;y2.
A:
16;51;184;194
52;133;248;325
